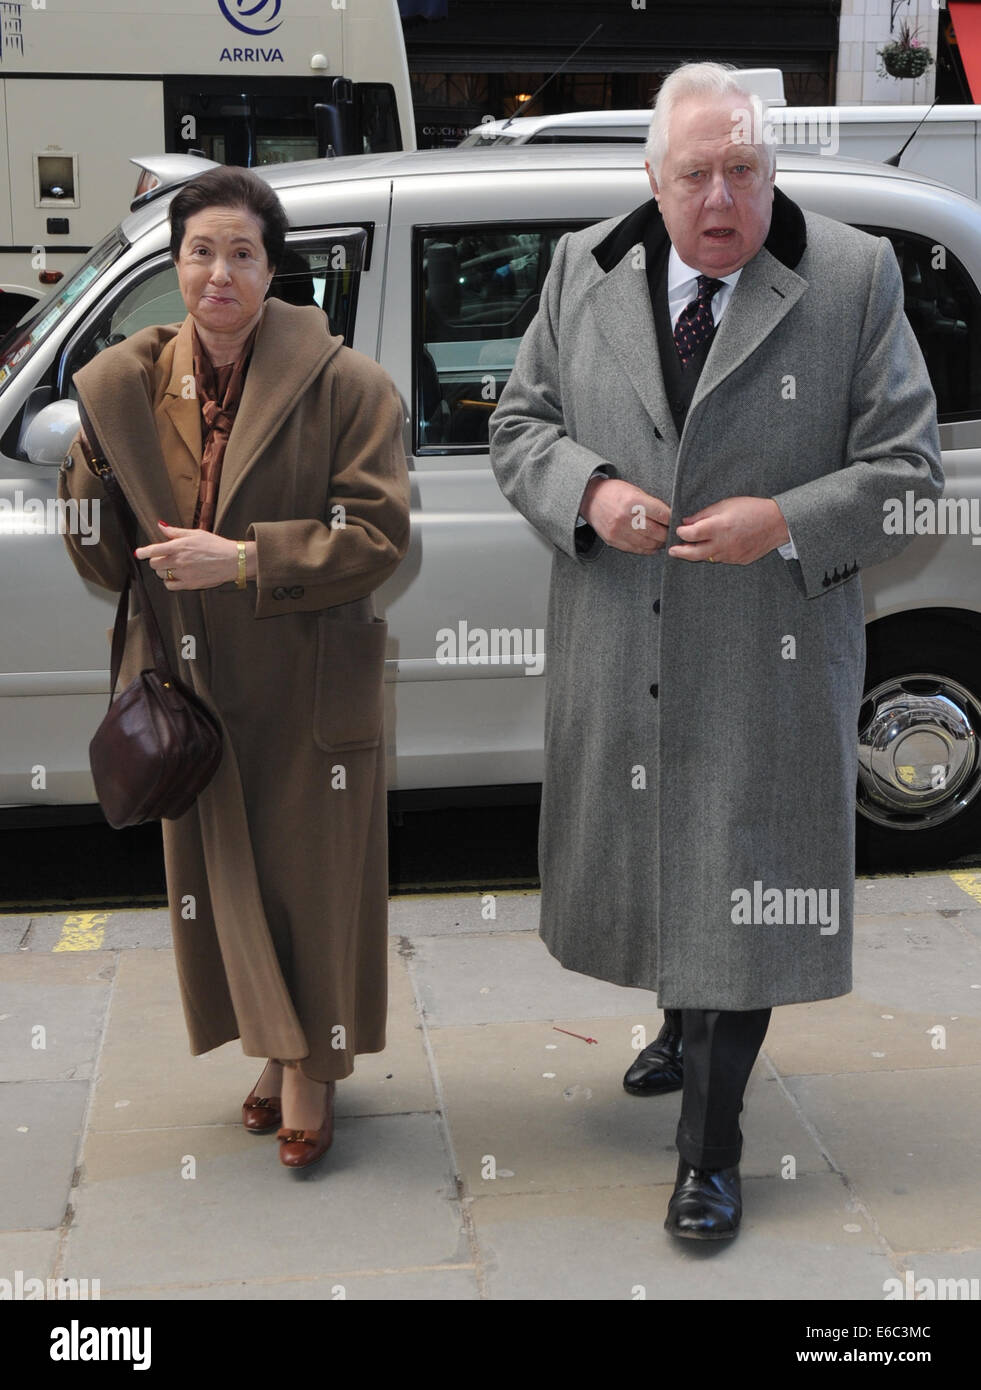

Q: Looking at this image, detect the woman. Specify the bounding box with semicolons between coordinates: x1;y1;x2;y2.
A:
57;166;411;1169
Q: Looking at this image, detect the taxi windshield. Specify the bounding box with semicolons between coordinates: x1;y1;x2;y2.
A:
0;232;124;389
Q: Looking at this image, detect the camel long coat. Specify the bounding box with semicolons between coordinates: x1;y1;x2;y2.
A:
58;298;410;1080
489;190;944;1010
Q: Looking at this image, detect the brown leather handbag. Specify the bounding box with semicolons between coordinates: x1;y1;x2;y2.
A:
79;403;223;828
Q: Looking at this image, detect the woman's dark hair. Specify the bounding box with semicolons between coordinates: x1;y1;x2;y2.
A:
168;165;288;271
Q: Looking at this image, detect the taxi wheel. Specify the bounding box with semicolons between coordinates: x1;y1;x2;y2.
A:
856;614;981;871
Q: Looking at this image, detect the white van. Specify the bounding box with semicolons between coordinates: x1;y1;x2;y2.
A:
461;105;981;201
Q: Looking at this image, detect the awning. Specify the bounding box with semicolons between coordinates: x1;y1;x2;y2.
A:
950;2;981;101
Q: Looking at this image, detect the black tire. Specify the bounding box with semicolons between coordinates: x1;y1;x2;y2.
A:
856;613;981;871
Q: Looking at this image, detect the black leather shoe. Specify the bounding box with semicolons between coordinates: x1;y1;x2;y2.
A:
664;1158;742;1240
622;1022;683;1095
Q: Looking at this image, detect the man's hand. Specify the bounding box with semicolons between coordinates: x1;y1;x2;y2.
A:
580;477;671;554
669;497;790;565
135;522;249;589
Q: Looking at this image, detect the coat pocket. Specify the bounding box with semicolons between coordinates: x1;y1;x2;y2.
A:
313;614;389;752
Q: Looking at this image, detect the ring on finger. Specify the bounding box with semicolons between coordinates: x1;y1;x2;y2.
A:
166;568;175;582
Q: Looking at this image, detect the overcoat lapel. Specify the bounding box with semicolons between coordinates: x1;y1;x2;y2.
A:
212;299;343;531
158;315;202;470
583;256;678;449
688;247;806;419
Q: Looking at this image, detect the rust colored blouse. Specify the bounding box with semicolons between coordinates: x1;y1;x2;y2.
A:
190;318;260;532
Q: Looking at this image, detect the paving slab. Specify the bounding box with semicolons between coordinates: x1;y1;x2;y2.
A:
388;890;539;938
0;952;113;1083
852;912;981;1015
0;1080;88;1230
104;1269;479;1300
890;1249;981;1298
786;1066;981;1252
63;1113;463;1292
765;993;981;1077
470;1174;892;1300
429;1018;828;1197
409;931;657;1027
89;946;435;1134
25;909;172;954
0;1229;62;1286
947;909;981;949
855;874;980;915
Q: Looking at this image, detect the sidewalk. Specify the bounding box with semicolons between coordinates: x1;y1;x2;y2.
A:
2;871;981;1301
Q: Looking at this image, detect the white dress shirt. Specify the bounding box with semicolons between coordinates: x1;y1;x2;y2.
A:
577;244;798;560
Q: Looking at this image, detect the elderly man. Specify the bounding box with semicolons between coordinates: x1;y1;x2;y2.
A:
488;62;943;1240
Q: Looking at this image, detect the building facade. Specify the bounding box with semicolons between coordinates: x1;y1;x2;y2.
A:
399;0;979;148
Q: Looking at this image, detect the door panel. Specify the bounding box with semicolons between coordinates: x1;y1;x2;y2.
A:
377;170;648;789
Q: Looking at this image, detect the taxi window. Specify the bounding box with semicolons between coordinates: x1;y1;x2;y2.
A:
414;223;586;452
859;226;981;422
0;232;123;392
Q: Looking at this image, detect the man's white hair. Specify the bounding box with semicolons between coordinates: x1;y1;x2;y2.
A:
645;61;776;182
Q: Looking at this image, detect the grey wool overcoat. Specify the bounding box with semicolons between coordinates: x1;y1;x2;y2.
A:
58;298;411;1079
488;188;944;1010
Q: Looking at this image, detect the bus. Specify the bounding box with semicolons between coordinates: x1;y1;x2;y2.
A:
0;0;415;329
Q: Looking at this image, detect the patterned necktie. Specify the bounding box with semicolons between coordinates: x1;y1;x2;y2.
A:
673;275;724;367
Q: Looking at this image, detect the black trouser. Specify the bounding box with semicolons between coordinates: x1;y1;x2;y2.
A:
663;1006;771;1170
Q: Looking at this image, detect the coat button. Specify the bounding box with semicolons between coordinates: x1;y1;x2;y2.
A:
288;585;304;599
650;683;659;698
272;585;288;600
652;598;660;614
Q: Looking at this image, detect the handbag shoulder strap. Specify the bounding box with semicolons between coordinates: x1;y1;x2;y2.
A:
76;401;177;701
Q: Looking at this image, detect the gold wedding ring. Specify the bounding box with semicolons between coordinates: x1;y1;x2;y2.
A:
708;556;716;563
166;568;175;581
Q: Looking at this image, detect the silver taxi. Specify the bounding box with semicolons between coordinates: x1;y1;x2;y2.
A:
1;144;980;869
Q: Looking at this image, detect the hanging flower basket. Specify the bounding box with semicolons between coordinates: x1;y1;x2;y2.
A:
878;21;935;80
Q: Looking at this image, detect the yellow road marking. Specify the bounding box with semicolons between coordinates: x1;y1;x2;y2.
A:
950;871;981;907
52;912;109;952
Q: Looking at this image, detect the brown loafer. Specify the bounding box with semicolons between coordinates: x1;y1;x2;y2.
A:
242;1084;282;1134
277;1081;335;1168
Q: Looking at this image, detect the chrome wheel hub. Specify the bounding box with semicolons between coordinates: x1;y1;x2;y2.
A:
857;674;981;830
